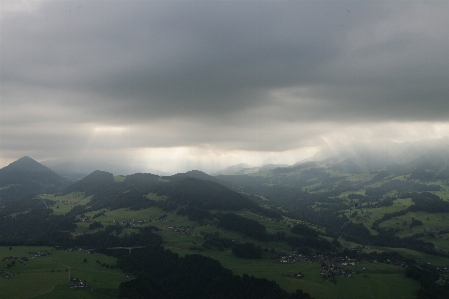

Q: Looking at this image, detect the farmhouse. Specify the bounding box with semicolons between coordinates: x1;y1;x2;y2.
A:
70;277;86;288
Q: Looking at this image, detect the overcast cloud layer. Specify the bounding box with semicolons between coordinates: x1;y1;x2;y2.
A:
1;1;449;173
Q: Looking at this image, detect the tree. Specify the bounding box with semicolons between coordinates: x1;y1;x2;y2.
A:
232;243;263;259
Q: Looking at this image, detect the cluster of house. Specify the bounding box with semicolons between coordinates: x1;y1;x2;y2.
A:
276;247;449;284
1;271;15;278
159;225;194;235
112;219;149;226
436;278;447;285
30;251;51;258
54;199;80;207
2;256;28;264
67;247;95;254
283;272;304;279
276;251;365;264
320;262;367;281
277;252;377;282
69;277;86;288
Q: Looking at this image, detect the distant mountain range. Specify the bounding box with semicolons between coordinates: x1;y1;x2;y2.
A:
210;139;448;176
2;138;448;202
212;163;289;176
41;158;171;180
304;138;449;174
0;156;71;200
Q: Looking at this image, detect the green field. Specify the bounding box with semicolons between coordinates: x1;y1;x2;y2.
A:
167;247;420;299
345;198;414;230
377;210;449;251
113;175;126;183
0;246;130;299
371;246;449;266
41;193;92;215
15;192;439;299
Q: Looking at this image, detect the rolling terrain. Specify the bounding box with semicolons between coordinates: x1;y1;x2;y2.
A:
1;145;449;299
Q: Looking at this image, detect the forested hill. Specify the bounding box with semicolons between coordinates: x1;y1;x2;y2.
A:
0;156;70;200
164;170;225;185
159;177;258;211
58;170;259;214
62;170;115;196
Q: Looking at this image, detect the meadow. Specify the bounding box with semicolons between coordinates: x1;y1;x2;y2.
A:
40;193;92;215
168;246;420;299
0;246;129;299
17;190;441;299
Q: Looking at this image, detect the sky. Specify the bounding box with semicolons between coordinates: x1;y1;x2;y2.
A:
1;1;449;174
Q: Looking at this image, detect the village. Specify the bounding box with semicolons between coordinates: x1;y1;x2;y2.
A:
276;247;449;283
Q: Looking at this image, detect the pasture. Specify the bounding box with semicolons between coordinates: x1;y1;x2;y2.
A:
347;198;414;228
0;246;129;299
41;193;92;215
169;248;420;299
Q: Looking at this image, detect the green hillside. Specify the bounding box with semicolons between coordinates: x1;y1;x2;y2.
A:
2;155;449;299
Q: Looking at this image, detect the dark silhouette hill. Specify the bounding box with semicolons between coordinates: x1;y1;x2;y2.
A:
166;170;224;184
62;170;115;196
0;156;71;200
163;177;258;211
60;169;258;215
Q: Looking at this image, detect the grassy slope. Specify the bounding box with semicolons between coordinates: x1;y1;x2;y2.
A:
40;193;92;215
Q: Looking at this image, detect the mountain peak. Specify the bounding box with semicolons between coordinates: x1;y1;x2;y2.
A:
0;157;71;199
4;156;52;173
167;169;223;184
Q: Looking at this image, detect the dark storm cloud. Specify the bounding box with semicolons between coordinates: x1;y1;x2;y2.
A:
1;1;449;170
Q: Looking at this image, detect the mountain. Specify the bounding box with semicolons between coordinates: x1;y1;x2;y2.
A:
259;163;289;171
212;163;254;175
212;163;288;176
163;177;258;211
42;158;171;179
62;170;115;196
306;138;449;174
0;156;71;200
167;170;224;184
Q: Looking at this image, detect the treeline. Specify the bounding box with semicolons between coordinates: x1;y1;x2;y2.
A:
406;265;449;299
59;171;262;219
216;213;269;241
290;223;319;238
0;204;161;249
232;243;263;259
0;194;52;216
201;232;234;250
214;213;338;254
0;206;76;245
365;180;440;197
118;245;313;299
339;248;449;298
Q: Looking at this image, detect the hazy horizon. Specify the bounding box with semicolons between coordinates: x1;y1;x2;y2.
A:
2;1;449;173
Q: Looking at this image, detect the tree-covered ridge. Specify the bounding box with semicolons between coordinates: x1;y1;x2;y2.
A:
58;170;261;216
62;170;116;196
0;156;70;201
118;246;313;299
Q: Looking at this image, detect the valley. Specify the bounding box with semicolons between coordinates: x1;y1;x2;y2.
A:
2;151;449;298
